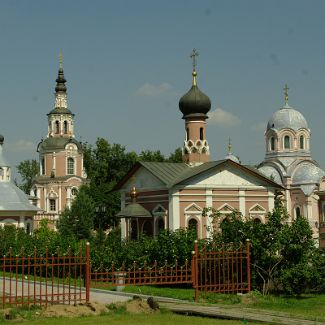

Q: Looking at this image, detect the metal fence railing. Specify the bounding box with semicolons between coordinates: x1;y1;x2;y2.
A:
0;244;90;308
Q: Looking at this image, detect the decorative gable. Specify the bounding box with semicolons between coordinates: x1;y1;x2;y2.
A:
249;204;266;213
152;204;167;215
185;203;203;214
217;203;235;213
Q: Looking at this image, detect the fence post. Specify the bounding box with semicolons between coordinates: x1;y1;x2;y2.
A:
246;239;251;292
85;242;90;303
192;240;199;302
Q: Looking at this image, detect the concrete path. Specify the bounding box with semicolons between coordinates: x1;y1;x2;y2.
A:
160;301;325;325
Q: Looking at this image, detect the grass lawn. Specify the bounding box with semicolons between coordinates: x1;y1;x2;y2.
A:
0;310;269;325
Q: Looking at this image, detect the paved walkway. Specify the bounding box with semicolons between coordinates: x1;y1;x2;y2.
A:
88;289;325;325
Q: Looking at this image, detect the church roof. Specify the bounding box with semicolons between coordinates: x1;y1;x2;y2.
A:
37;137;82;152
267;104;308;131
116;202;151;218
47;107;74;116
0;182;40;212
114;159;283;191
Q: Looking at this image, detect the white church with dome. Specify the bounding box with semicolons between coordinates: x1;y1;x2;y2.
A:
258;85;325;246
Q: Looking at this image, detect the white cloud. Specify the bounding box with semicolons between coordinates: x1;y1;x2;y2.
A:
6;140;35;153
208;108;241;127
250;122;266;132
135;82;172;97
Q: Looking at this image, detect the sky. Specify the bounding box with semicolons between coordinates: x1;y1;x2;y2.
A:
1;0;325;177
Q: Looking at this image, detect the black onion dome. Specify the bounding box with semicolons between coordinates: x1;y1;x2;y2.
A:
55;67;67;93
179;74;211;118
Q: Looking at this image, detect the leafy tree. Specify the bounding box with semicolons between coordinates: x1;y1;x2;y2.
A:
16;159;39;194
139;150;165;162
202;200;321;295
57;187;95;240
167;147;183;163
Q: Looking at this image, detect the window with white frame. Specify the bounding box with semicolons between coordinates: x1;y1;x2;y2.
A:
49;199;56;211
67;157;74;175
284;135;291;149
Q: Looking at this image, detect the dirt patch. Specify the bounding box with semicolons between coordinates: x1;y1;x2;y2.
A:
41;302;108;318
125;299;154;314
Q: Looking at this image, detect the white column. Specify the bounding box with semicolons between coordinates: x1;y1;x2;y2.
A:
239;189;246;216
169;189;180;231
206;189;213;238
120;192;126;239
44;188;47;211
58;185;62;212
53;152;56;173
19;215;25;228
268;190;275;211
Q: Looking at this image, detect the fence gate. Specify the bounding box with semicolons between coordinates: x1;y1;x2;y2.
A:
192;240;251;302
0;243;90;308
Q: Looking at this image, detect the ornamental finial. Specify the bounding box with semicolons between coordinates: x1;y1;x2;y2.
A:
283;84;289;105
59;51;63;70
190;49;199;86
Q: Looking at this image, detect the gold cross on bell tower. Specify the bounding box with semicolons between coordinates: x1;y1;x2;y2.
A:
283;84;289;105
190;49;199;86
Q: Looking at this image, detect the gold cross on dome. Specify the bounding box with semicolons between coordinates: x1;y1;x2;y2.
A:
283;84;289;105
227;137;232;153
190;48;199;71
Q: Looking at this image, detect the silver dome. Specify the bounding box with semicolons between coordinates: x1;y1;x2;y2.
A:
292;162;325;185
258;165;283;185
267;105;308;131
225;153;240;163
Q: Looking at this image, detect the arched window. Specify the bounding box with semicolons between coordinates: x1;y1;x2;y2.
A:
130;220;138;240
26;223;31;235
200;127;204;140
295;207;301;218
55;121;60;134
299;135;304;149
270;137;275;151
253;218;262;224
67;158;74;175
157;218;164;234
142;220;153;236
188;218;198;237
63;121;68;134
186;128;189;140
284;135;290;149
71;187;78;196
49;199;56;211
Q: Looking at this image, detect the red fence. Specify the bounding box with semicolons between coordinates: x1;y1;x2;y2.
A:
0;244;90;308
192;240;251;302
0;241;251;307
91;259;192;288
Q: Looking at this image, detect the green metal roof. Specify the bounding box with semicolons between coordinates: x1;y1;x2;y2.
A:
47;107;74;115
115;159;283;191
37;137;82;152
116;202;151;218
140;161;189;186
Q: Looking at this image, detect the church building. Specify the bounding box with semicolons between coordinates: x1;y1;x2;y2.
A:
0;135;39;232
32;57;87;228
258;85;325;247
115;50;283;241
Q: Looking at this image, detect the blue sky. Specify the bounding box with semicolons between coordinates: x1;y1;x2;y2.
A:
1;0;325;176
